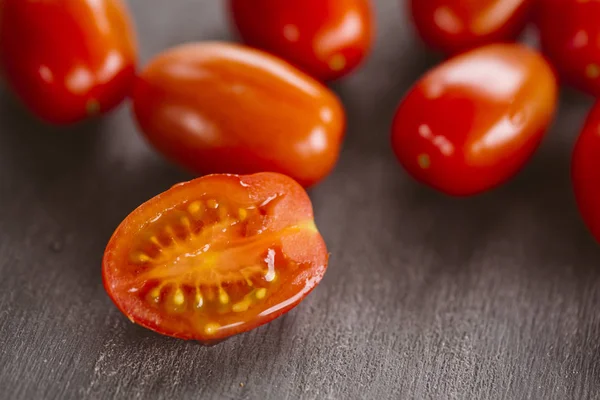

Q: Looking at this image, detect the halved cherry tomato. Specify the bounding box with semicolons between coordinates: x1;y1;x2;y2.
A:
391;43;557;196
537;0;600;97
228;0;374;82
408;0;533;55
132;42;345;188
0;0;137;125
572;103;600;244
102;172;328;343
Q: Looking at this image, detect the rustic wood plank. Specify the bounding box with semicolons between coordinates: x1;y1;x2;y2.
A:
1;1;599;399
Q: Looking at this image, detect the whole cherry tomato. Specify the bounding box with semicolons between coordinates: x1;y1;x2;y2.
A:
228;0;374;82
0;0;137;125
103;172;328;343
572;103;600;244
537;0;600;97
132;42;345;188
408;0;533;55
391;43;558;196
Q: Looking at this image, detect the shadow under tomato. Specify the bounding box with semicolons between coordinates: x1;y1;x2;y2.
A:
329;30;442;160
0;90;106;174
134;0;235;62
100;299;303;390
560;86;597;110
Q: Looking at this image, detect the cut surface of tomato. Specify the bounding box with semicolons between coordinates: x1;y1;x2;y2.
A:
102;173;328;343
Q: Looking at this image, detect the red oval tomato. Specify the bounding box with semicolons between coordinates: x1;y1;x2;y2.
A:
103;172;328;343
132;42;345;188
572;103;600;244
228;0;374;82
0;0;137;125
408;0;533;55
391;43;558;196
537;0;600;97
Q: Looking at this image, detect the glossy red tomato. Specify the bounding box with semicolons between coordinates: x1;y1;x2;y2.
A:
537;0;600;97
103;172;328;343
391;43;558;196
0;0;137;124
572;103;600;244
228;0;374;81
408;0;533;55
132;42;345;188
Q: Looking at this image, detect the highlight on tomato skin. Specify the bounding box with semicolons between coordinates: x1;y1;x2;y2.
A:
0;0;138;125
131;41;345;188
102;172;329;343
228;0;374;82
390;43;558;197
572;103;600;245
407;0;534;56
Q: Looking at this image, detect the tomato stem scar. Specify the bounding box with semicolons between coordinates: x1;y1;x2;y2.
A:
586;63;600;79
417;153;431;169
328;54;346;71
86;99;100;116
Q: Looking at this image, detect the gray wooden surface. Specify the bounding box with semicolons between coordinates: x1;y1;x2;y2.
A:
1;1;600;399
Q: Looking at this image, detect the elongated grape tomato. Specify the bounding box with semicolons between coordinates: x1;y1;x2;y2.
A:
391;44;558;196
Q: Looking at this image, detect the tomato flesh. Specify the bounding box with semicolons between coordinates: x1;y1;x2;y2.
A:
391;43;558;196
102;173;328;342
572;103;600;244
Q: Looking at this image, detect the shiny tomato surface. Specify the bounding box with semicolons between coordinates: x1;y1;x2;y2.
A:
132;42;345;188
103;172;329;343
228;0;373;81
391;43;558;196
408;0;533;55
537;0;600;97
0;0;138;125
572;103;600;244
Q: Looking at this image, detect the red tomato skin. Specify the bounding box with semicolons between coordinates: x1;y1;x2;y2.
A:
228;0;374;82
391;43;558;197
132;42;345;188
0;0;138;125
408;0;533;55
537;0;600;97
102;172;329;343
572;103;600;243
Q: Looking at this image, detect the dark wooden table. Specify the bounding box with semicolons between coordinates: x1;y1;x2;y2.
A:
2;1;600;399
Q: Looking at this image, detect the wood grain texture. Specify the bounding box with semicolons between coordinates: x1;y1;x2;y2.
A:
1;1;600;399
